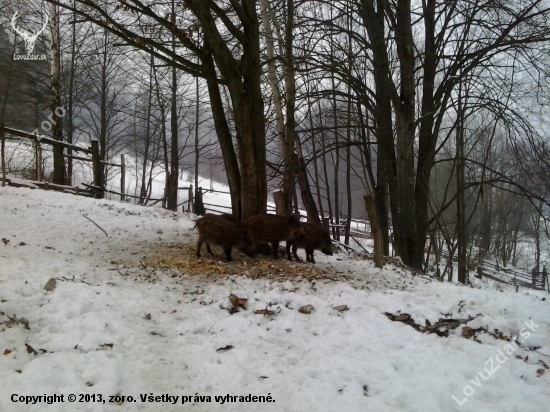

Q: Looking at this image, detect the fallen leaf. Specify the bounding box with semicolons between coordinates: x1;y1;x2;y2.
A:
299;305;314;314
254;309;277;316
537;369;545;377
25;343;37;355
229;294;248;310
144;313;151;320
217;345;234;353
44;278;56;292
4;349;12;355
462;326;475;339
333;305;348;312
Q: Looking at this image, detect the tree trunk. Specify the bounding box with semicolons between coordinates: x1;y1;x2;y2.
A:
308;99;325;220
50;3;66;185
282;0;297;217
0;37;16;187
357;0;395;257
167;7;179;211
345;12;353;245
140;54;154;205
294;151;321;226
274;190;285;215
194;74;201;214
456;79;467;284
365;195;383;268
413;0;438;270
98;27;109;190
202;48;242;219
393;0;418;267
260;0;293;216
319;102;335;236
66;4;77;186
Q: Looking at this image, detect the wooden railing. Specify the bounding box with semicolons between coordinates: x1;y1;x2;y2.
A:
2;127;125;200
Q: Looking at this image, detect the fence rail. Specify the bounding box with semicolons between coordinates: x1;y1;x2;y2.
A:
2;126;127;200
440;250;548;291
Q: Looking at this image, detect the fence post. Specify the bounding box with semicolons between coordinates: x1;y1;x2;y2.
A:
120;154;126;201
34;140;42;182
187;184;194;213
476;266;483;279
91;140;104;199
531;267;537;288
194;186;204;215
199;187;205;215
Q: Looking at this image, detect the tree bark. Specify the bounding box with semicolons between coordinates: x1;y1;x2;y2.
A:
456;79;467;284
167;7;179;211
50;3;66;185
202;46;242;219
365;194;384;268
139;53;154;205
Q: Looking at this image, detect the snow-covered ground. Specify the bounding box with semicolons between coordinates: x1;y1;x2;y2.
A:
0;186;549;412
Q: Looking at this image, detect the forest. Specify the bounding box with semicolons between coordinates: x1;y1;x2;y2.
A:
1;0;550;281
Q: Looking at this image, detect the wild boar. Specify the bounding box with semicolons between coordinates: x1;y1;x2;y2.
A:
242;214;305;259
286;222;333;263
195;214;256;262
219;213;240;223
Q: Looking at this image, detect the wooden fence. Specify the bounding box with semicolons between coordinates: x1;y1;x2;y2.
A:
2;126;125;200
440;249;548;292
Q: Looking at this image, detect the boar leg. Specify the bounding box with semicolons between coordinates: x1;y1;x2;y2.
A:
196;238;203;258
306;247;315;263
206;242;215;256
271;241;279;259
223;245;233;262
292;244;302;262
285;242;294;260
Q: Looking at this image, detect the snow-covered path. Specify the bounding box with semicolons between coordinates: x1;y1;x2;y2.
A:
0;187;548;411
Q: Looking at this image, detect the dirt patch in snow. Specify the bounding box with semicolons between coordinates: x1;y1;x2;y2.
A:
140;242;349;282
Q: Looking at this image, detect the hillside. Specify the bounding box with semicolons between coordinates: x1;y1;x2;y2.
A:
0;186;548;412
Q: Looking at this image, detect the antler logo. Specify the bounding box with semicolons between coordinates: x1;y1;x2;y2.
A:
11;11;49;55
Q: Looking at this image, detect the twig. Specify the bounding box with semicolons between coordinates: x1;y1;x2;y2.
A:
82;214;108;237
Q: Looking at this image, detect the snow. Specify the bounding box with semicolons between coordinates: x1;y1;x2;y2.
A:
0;186;549;411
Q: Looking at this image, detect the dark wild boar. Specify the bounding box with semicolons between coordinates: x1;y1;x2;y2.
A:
286;223;333;263
242;214;305;259
219;213;240;223
195;214;256;262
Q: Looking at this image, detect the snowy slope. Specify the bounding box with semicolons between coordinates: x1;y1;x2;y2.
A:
0;186;548;412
